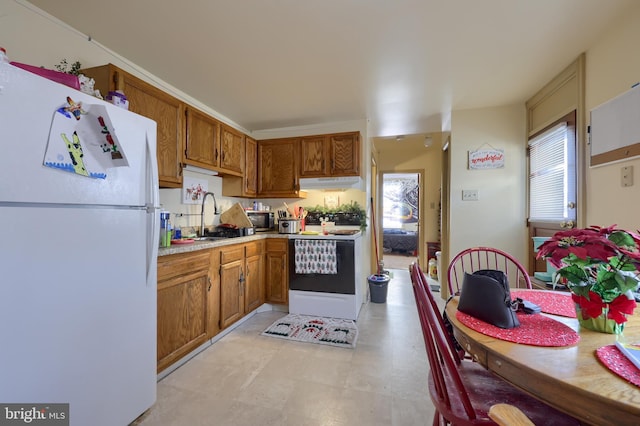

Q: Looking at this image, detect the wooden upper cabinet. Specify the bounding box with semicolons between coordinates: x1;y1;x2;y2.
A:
80;64;184;188
329;132;360;176
184;107;220;170
221;134;257;198
244;136;258;196
299;132;360;178
258;138;301;198
219;124;244;176
300;135;328;177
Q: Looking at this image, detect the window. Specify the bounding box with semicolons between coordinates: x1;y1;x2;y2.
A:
528;113;576;223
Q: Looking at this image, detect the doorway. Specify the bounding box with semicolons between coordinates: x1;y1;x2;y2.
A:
381;173;420;270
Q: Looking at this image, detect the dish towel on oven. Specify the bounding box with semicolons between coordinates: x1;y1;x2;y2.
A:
295;239;337;274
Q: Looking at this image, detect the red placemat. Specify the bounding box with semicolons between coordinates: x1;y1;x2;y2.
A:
456;311;580;347
511;289;576;318
595;345;640;387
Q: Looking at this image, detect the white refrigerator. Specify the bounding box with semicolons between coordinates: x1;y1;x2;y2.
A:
0;62;159;425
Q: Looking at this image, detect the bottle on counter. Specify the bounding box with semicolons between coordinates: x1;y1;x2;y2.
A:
0;47;8;63
160;210;171;247
428;258;438;279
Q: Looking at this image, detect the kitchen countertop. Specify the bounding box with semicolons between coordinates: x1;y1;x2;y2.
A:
158;230;362;256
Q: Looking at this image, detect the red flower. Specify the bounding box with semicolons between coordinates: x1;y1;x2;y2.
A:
537;228;618;268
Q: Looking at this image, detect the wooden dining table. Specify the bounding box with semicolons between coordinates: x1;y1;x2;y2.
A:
445;294;640;426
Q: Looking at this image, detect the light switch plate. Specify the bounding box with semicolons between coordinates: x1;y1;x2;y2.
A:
622;166;633;187
462;189;479;201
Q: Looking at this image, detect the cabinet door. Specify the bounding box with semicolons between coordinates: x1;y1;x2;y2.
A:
329;132;360;176
244;241;264;312
258;139;300;197
265;239;288;304
300;135;328;177
220;259;244;329
207;249;221;339
245;253;263;312
221;134;257;198
244;136;258;196
157;251;210;373
185;107;220;170
114;66;185;188
220;124;244;176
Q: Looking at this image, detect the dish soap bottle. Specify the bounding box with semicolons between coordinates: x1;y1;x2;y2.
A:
428;258;438;280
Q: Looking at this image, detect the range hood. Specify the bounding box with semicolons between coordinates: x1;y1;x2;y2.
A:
299;176;364;190
183;164;219;176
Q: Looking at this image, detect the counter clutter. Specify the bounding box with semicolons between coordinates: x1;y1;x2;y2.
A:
159;229;362;256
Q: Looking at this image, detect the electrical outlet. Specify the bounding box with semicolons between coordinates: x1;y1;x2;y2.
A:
462;189;478;201
622;166;633;187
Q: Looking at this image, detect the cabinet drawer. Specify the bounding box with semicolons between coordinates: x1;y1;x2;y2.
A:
245;241;264;257
266;238;288;252
220;245;244;264
158;250;210;282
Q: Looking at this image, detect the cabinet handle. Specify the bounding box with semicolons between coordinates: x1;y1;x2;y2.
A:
207;276;212;292
215;149;219;161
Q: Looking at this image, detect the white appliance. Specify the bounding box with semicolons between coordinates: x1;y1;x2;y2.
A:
298;176;364;190
0;63;159;425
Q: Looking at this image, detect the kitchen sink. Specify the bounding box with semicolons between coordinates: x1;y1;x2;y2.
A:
193;236;229;241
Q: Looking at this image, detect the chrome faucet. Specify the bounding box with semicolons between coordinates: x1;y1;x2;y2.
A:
200;192;218;237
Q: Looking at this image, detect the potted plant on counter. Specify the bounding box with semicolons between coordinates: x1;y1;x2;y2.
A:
305;201;367;232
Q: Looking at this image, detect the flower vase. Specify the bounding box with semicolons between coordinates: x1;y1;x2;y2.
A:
574;303;625;334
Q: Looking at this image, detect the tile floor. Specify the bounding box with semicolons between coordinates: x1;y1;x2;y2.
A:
137;268;441;426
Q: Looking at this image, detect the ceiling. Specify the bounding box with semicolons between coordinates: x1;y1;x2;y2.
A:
28;0;635;139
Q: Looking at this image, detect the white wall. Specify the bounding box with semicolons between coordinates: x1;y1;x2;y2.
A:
449;105;527;263
585;3;640;230
0;0;246;131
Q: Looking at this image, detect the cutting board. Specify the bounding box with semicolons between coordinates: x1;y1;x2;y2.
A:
220;203;253;228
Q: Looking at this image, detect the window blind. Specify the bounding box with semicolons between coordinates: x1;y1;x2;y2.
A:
528;122;576;222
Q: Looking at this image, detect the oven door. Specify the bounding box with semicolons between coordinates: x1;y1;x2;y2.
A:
288;239;355;294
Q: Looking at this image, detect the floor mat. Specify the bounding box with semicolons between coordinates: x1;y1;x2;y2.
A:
261;313;358;349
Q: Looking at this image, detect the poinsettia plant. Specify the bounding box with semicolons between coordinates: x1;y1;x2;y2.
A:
536;225;640;324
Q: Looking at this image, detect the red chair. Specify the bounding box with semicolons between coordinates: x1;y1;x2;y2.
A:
447;247;532;297
409;263;579;426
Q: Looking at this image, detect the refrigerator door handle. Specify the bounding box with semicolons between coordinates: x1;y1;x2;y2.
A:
145;131;160;285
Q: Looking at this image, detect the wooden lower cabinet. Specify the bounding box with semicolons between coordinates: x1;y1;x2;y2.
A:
265;239;288;304
244;241;265;312
157;250;212;373
157;239;273;371
219;245;245;329
219;241;265;329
